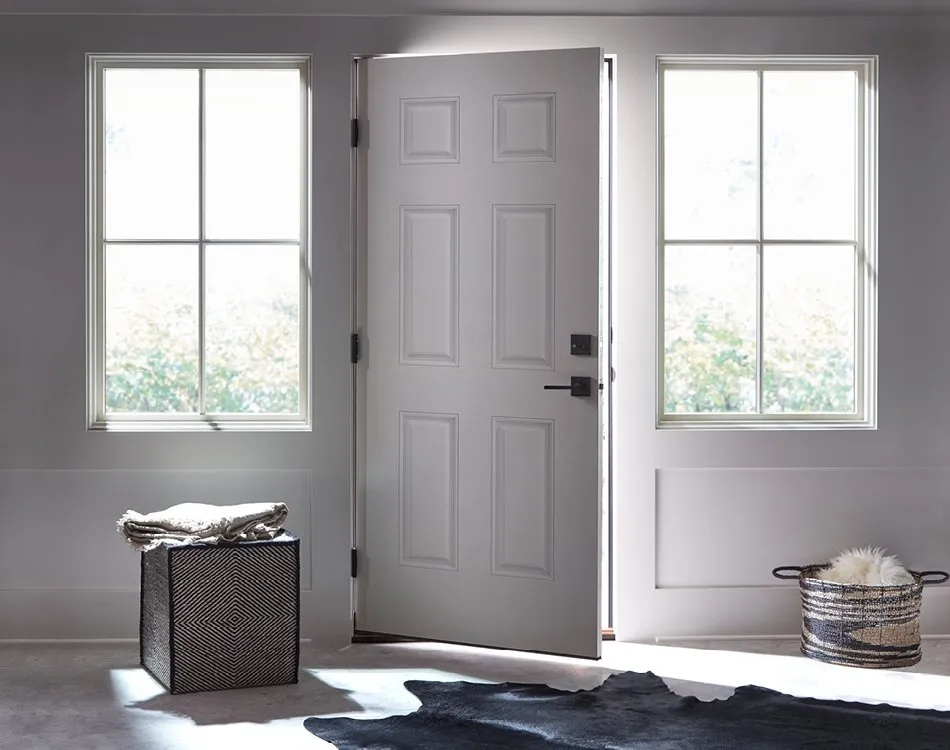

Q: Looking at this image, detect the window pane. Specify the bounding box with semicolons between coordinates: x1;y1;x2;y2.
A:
763;246;855;413
205;245;300;414
763;71;857;240
664;246;757;413
105;245;199;412
205;69;302;240
663;70;758;241
104;69;199;240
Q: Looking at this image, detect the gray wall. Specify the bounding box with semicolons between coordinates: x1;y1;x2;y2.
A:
1;12;947;642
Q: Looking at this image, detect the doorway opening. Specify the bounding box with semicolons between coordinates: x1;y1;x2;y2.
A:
351;48;615;655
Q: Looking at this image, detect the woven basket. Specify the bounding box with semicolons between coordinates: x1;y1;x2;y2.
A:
140;531;300;694
772;564;948;669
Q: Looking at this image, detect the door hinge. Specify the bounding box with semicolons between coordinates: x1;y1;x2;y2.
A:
350;118;360;148
350;332;360;364
350;547;358;578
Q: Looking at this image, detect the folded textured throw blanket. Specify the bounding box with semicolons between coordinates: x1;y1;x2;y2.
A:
117;501;288;551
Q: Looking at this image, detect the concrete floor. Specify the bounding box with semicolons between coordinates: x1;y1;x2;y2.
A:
2;638;950;750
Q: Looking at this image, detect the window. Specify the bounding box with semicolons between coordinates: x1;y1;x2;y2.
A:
86;55;310;430
657;57;876;428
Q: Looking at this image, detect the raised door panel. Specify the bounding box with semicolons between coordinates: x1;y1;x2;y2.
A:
399;412;459;571
492;205;556;370
399;206;460;366
491;417;555;580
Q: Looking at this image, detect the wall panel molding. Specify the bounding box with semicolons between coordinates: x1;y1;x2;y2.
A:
0;469;314;594
655;467;950;590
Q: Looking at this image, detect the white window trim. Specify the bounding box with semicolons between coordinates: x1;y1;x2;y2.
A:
85;54;312;432
655;55;878;430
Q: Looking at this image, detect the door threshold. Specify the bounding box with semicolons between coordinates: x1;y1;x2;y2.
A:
352;629;616;645
351;630;420;645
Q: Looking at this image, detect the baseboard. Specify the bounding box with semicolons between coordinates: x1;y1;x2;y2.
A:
0;638;314;645
654;634;799;643
653;634;950;644
0;638;140;645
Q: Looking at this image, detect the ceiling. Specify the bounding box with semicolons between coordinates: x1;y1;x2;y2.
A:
4;0;950;15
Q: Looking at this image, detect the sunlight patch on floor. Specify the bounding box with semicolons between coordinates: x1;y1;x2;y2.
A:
602;640;950;712
21;638;949;750
109;667;166;705
306;667;495;719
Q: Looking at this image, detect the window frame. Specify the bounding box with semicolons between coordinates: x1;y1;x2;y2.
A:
655;55;878;430
86;54;312;432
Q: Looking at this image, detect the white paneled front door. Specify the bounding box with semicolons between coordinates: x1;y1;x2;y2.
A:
359;48;604;658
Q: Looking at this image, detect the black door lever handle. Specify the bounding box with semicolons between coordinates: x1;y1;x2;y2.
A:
543;376;592;398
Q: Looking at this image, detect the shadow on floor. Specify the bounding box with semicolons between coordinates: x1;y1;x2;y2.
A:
308;641;619;691
126;668;362;726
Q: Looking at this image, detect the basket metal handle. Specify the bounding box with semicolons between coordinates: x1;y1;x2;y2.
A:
918;570;950;586
772;566;804;580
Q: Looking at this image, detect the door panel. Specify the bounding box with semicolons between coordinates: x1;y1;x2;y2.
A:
361;48;603;658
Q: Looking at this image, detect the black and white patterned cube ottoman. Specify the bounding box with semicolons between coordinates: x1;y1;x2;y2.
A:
139;531;300;694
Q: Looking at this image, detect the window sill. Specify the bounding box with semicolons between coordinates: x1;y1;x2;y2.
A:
657;417;876;431
87;419;312;433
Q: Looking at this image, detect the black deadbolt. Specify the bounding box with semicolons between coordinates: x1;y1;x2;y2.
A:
570;334;593;357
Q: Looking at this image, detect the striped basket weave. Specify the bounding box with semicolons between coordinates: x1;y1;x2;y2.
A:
773;565;948;669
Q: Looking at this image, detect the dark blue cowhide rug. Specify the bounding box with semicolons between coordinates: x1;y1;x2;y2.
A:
304;670;950;749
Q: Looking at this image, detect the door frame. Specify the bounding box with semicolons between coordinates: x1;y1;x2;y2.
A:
347;52;616;639
602;53;616;636
350;55;368;634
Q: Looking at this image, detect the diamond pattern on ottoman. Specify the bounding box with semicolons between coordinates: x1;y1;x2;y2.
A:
139;531;300;694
